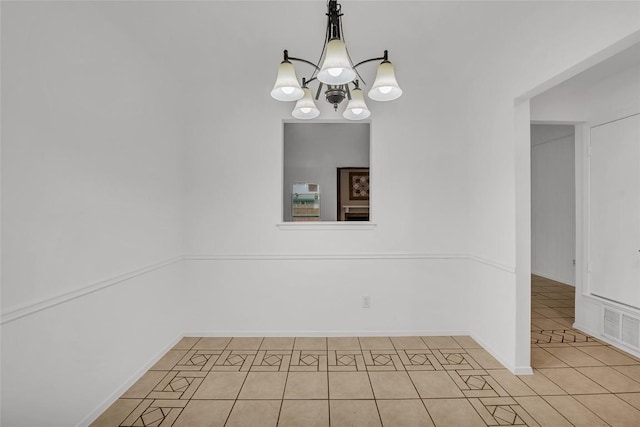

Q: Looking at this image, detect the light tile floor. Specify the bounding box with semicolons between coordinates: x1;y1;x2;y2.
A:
92;275;640;426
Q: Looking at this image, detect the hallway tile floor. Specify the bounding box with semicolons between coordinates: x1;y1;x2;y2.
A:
92;276;640;426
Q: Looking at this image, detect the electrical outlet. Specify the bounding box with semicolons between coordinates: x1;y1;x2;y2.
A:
362;296;371;309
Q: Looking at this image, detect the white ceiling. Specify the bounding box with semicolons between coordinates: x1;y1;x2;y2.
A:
96;1;574;85
88;0;640;115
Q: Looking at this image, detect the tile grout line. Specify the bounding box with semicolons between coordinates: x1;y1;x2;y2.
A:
364;361;384;426
223;337;261;427
274;340;291;427
539;395;612;426
323;337;330;427
327;338;332;427
405;363;438;426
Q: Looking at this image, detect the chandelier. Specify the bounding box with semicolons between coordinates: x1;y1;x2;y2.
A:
270;0;402;120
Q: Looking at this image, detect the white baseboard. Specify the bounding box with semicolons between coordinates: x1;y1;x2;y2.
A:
470;333;532;375
513;366;535;375
183;330;471;338
77;333;185;427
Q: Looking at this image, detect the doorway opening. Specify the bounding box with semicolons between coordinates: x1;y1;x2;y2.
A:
530;123;576;287
516;35;640;367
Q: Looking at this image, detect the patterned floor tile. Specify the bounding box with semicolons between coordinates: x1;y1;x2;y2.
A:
397;350;437;371
147;371;207;400
250;350;291;372
328;350;366;371
448;369;508;398
362;350;404;371
290;350;328;371
174;350;221;371
531;329;595;345
469;397;537;426
120;399;187;427
211;350;256;371
432;349;482;370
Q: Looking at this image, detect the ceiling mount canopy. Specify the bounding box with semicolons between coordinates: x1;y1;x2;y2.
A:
270;0;402;121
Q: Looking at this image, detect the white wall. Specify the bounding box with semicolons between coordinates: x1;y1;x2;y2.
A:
283;123;369;222
181;1;471;256
531;52;640;353
465;1;640;372
1;263;185;427
1;2;186;426
531;124;575;285
1;2;474;424
2;1;640;424
180;1;472;345
185;257;469;336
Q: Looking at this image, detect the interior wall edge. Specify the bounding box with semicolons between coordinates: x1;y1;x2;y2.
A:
469;332;531;375
467;261;519;373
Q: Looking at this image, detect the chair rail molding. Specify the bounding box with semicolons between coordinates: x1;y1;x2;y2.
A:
1;252;515;324
1;256;183;325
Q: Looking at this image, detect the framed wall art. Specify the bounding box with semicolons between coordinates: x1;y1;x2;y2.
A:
349;171;370;200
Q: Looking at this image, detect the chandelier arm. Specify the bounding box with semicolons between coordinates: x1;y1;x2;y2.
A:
315;82;324;100
287;56;321;71
352;55;386;70
344;44;366;85
308;12;332;81
336;10;363;86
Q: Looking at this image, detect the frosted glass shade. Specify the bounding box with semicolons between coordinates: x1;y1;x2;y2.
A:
292;88;320;119
368;61;402;101
318;39;356;85
271;61;304;101
342;87;371;120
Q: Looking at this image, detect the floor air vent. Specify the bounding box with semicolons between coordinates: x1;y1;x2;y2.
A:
622;314;640;349
603;307;621;340
603;306;640;351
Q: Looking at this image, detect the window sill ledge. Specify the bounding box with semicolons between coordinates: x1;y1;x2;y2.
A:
276;222;377;231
